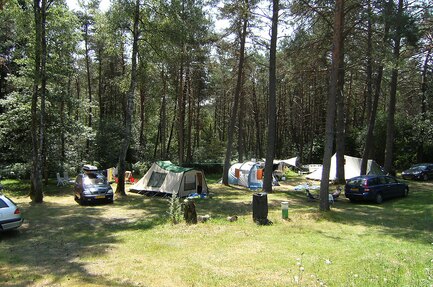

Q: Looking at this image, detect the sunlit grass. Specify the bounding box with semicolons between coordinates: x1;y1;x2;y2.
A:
0;178;432;286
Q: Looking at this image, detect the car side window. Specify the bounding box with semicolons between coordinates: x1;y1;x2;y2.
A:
368;178;378;186
0;198;8;208
76;176;82;184
386;177;397;184
378;177;387;184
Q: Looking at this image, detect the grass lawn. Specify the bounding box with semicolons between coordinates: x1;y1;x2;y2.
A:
0;177;432;287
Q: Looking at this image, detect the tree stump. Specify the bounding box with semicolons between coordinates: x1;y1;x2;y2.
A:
183;200;197;224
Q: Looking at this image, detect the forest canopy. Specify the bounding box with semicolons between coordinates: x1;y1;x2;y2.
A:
0;0;432;183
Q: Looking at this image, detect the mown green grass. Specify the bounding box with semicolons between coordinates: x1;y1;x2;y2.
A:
0;178;432;287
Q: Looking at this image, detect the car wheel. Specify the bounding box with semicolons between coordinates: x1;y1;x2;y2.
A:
375;193;383;204
79;196;86;206
349;198;356;203
403;187;409;197
423;174;428;181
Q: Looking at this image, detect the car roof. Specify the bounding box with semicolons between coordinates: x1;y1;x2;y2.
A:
350;175;384;178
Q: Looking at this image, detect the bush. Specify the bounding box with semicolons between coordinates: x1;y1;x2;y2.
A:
0;163;31;179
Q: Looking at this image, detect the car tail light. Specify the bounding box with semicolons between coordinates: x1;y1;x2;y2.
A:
14;208;21;215
362;180;370;192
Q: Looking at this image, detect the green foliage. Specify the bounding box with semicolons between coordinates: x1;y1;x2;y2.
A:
284;168;299;178
131;161;151;177
167;191;182;225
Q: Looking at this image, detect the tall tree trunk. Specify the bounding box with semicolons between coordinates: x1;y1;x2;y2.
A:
384;0;403;174
160;68;167;159
186;67;193;162
178;61;185;164
252;82;263;158
417;49;431;162
30;0;44;203
361;3;390;175
115;0;139;196
263;0;279;193
335;5;346;184
84;20;92;157
41;0;47;186
238;73;245;162
319;0;344;211
222;0;248;185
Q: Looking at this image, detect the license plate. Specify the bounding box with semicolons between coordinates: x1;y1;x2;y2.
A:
95;195;105;199
351;188;359;191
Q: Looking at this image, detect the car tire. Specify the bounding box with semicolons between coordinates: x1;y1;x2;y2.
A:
79;196;86;206
349;198;356;203
423;174;428;181
403;187;409;197
375;193;383;204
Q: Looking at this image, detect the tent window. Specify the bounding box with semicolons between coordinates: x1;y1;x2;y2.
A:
147;172;167;187
184;175;196;191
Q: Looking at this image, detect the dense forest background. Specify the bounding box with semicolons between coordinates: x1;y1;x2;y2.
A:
0;0;432;181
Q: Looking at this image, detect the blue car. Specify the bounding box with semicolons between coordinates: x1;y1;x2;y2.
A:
74;165;114;205
345;175;409;204
401;163;433;181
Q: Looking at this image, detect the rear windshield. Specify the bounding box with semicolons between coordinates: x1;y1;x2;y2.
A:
347;178;366;186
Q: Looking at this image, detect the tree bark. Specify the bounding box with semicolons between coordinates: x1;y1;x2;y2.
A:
319;0;344;211
84;15;92;157
222;0;248;185
417;49;431;162
115;0;139;196
361;2;390;175
30;0;44;203
263;0;279;193
384;0;403;174
335;5;345;184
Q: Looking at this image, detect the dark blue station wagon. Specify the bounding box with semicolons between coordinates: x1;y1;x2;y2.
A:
345;175;409;204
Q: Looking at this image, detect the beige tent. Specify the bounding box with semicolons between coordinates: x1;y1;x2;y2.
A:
306;154;384;181
129;161;208;197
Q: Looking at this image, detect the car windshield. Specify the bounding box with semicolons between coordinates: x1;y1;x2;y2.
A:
408;166;426;172
83;173;107;186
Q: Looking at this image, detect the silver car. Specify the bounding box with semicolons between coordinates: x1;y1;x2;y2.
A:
0;191;24;231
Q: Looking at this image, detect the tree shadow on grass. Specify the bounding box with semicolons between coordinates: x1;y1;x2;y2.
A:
276;181;433;245
0;195;167;287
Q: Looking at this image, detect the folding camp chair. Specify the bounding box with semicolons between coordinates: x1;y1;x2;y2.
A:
56;173;67;186
63;172;74;184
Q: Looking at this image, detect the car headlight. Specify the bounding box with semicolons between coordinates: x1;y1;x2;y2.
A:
83;190;91;195
106;188;113;194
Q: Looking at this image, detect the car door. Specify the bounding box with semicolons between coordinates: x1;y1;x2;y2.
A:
427;165;433;179
376;176;389;199
385;176;401;198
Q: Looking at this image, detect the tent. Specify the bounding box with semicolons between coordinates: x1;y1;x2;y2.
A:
228;161;278;189
306;154;384;181
129;161;208;197
273;157;300;170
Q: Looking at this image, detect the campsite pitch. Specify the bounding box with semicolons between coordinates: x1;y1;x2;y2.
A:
0;178;432;287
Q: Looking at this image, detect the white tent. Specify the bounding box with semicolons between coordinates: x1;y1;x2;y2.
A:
306;154;384;181
273;157;300;170
129;161;208;197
